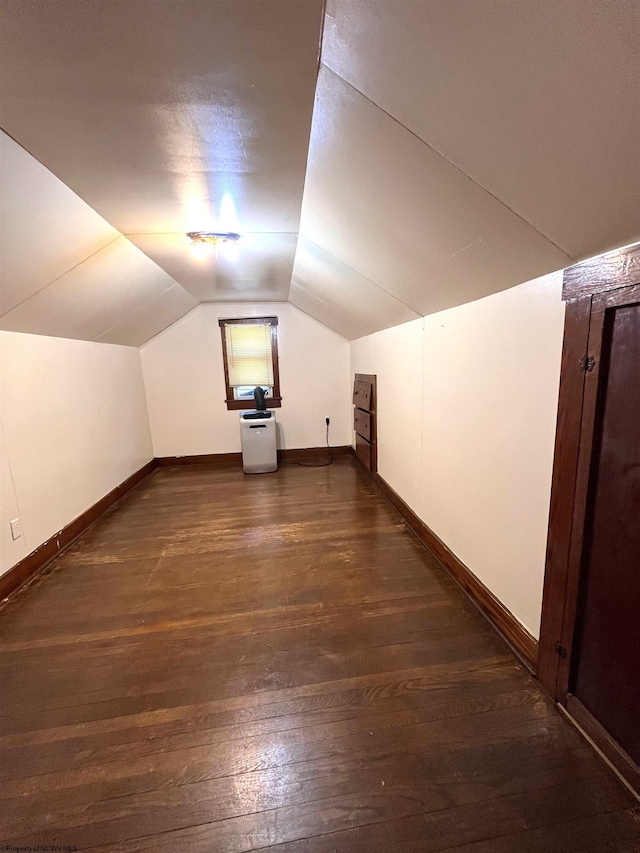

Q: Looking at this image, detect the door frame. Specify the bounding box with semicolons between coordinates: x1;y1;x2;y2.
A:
537;241;640;791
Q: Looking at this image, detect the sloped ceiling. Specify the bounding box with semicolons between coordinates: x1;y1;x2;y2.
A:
295;66;569;321
320;0;640;260
1;0;638;344
292;0;639;332
0;0;323;343
0;132;199;345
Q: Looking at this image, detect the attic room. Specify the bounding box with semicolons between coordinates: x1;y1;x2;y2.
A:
0;0;639;849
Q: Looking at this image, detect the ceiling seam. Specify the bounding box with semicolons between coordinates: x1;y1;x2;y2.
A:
94;282;192;345
0;125;127;236
320;62;574;261
288;281;362;338
285;294;351;342
0;235;123;317
285;0;329;307
137;302;205;349
317;0;328;76
297;234;423;317
124;231;300;237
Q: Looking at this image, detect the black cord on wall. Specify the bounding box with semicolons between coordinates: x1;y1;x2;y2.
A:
296;420;333;467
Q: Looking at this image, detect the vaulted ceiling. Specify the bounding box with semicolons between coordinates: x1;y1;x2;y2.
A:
1;0;638;344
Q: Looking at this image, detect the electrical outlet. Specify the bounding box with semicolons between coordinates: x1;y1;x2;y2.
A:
325;417;330;426
10;518;22;540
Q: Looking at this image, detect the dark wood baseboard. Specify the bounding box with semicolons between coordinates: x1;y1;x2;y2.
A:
0;460;157;603
280;445;351;463
157;446;351;467
565;695;640;797
350;448;538;673
156;452;242;468
1;447;354;603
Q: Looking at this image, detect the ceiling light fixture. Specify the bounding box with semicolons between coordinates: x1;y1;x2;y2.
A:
187;231;242;261
187;231;241;246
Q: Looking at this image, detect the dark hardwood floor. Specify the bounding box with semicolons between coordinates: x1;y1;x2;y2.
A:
0;459;638;852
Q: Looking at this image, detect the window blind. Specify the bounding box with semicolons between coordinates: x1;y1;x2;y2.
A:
224;322;274;387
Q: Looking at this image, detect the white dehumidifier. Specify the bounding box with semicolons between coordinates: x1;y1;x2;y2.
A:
239;411;278;473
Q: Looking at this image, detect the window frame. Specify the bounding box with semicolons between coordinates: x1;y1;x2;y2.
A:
218;316;281;410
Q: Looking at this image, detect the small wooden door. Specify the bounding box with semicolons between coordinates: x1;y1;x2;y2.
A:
352;374;377;473
567;290;640;767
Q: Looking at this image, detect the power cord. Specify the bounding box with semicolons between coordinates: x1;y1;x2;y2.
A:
296;420;333;467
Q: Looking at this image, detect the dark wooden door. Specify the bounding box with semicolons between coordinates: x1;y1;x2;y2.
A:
353;373;377;473
567;288;640;769
539;246;640;795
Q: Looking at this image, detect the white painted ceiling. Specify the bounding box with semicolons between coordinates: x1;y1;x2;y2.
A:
1;0;638;344
0;133;199;345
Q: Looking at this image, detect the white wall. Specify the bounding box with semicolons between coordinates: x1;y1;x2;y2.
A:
141;302;351;457
351;318;425;515
351;272;565;637
0;331;153;577
0;420;25;574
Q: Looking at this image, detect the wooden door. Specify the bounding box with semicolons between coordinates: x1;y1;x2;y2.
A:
539;243;640;795
352;373;377;473
567;289;640;772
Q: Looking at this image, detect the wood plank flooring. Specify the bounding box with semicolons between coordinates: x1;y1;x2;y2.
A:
0;459;638;852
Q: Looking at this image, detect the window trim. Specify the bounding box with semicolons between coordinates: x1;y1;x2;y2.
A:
218;316;282;410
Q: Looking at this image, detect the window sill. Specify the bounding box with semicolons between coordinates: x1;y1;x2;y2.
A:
225;397;282;411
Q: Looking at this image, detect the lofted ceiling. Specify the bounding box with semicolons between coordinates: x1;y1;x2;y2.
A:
1;0;638;344
0;131;199;345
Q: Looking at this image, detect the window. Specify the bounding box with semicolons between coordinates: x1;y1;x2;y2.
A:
218;316;281;410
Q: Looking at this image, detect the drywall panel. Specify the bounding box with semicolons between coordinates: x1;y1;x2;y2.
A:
0;331;153;567
97;284;198;347
0;131;118;315
0;0;323;235
1;237;179;342
0;421;27;577
323;0;640;259
350;318;424;515
350;272;565;637
129;232;297;303
420;272;565;636
141;302;351;457
301;66;569;318
290;236;419;340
